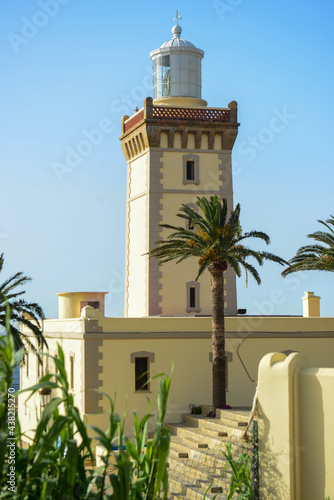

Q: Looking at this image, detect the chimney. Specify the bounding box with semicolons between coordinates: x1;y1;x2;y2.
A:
302;291;320;317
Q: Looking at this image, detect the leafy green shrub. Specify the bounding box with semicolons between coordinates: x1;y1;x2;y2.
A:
190;405;202;415
220;443;255;500
0;319;171;499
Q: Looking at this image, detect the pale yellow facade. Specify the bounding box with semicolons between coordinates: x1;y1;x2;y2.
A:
57;292;107;319
258;351;334;500
19;296;334;444
122;98;239;318
302;290;320;317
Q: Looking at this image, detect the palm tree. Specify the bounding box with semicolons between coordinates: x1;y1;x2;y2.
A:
0;253;46;353
282;215;334;276
149;196;285;409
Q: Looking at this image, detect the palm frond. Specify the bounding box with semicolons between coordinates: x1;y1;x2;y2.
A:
260;252;287;266
317;216;334;234
149;195;283;289
238;230;270;244
225;257;242;278
239;261;262;285
0;254;46;354
0;273;31;295
282;215;334;277
195;260;210;281
307;231;334;246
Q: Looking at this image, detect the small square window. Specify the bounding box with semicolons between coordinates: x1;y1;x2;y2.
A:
135;357;149;391
186;160;195;181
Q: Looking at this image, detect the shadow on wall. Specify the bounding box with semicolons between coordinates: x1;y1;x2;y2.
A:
257;351;329;500
298;368;325;500
258;400;290;500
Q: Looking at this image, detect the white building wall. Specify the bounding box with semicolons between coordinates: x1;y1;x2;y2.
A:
18;337;85;442
127;194;148;316
129;154;148;198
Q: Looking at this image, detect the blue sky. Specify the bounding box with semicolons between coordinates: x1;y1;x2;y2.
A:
1;0;334;318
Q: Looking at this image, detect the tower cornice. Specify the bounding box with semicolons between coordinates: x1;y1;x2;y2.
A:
120;98;239;161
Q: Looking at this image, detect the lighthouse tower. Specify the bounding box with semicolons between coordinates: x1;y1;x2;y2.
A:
121;14;239;317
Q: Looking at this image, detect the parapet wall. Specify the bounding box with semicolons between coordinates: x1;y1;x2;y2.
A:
258;351;334;500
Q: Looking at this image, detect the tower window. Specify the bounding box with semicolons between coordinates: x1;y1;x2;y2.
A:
183;154;200;185
152;55;170;99
186;160;195;180
135;357;149;391
186;281;201;313
189;287;196;308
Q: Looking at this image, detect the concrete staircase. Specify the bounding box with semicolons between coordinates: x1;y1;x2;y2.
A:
167;407;253;499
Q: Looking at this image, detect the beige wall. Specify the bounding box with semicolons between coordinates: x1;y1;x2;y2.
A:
160;151;225;192
57;292;106;319
98;337;213;431
258;351;334;500
19;315;334;441
299;367;334;500
95;335;334;419
41;314;334;335
156;149;235;316
124;130;237;318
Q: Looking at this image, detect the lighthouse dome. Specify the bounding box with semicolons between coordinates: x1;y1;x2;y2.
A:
150;16;206;107
159;24;196;48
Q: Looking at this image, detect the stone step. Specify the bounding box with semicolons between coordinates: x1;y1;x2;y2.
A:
167;409;254;499
168;422;228;450
183;413;242;430
201;405;251;416
185;412;249;429
182;414;246;439
215;408;251;424
168;455;224;482
169;437;227;469
168;469;230;500
167;423;252;458
168;421;251;449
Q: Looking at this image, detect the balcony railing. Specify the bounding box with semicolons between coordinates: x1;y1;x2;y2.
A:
123;104;231;134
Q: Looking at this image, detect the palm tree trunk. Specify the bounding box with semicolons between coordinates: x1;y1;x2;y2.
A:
210;266;226;409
